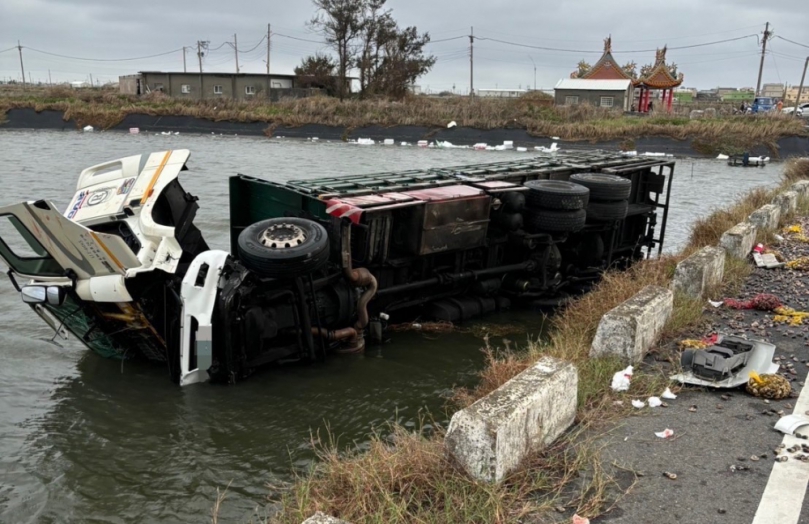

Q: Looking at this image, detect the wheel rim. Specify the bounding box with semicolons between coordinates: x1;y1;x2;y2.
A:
260;223;307;249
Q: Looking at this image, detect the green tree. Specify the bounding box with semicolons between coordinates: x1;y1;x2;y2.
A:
295;53;338;94
310;0;366;100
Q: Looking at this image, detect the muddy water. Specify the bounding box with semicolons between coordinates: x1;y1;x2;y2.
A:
0;130;784;523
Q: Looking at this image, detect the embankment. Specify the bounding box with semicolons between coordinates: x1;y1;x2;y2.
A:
5;107;809;158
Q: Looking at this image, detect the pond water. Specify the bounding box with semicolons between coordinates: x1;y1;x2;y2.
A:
0;130;784;523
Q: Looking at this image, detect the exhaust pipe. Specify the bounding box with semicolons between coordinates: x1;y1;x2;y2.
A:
339;221;378;352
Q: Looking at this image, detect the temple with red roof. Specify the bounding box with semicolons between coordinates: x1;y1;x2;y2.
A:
571;36;684;113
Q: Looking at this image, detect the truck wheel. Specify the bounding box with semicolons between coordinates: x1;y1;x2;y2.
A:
524;208;586;233
524;180;590;210
586;200;629;222
237;218;330;278
570;173;632;201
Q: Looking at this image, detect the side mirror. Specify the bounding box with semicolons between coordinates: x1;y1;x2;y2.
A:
21;286;47;304
46;286;66;306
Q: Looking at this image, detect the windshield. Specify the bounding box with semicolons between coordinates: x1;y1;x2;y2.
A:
0;214;64;277
755;98;772;105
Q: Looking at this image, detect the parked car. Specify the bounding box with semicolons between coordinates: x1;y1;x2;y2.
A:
750;97;775;113
783;102;809;117
0;149;674;386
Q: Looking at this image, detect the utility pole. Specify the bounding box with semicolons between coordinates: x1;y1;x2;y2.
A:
89;73;93;87
267;24;271;75
17;41;25;90
183;47;187;73
469;27;474;96
529;56;536;91
795;56;808;118
197;41;204;73
266;23;271;98
234;33;239;74
197;40;209;100
48;69;52;85
755;22;771;96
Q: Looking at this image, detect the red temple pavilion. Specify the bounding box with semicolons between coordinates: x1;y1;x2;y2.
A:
571;36;684;113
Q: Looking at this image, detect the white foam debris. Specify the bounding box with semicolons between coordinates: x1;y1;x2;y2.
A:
83;125;94;132
357;138;375;145
129;127;139;134
502;140;514;150
473;143;488;150
417;140;429;147
383;138;395;146
447;120;457;128
516;147;528;152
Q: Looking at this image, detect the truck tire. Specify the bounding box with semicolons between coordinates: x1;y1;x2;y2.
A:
570;173;632;201
237;217;330;278
524;180;589;210
586;200;629;222
524;208;586;233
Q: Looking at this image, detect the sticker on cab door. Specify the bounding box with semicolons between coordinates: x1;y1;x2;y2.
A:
86;186;116;206
67;191;88;219
118;178;135;195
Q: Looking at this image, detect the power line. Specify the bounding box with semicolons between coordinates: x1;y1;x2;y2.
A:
775;35;809;50
273;32;325;44
0;47;16;54
22;46;186;62
473;24;763;45
474;33;758;54
237;35;268;54
428;35;468;44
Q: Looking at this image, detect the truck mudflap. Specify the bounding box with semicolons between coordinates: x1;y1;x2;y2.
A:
179;250;231;386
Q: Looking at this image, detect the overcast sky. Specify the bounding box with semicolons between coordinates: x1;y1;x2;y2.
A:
1;0;808;92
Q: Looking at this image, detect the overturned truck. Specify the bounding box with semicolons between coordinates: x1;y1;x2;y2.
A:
0;149;674;385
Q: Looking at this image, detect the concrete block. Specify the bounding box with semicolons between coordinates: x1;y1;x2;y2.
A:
792;180;809;200
672;246;726;299
773;191;798;216
445;357;577;483
748;204;781;231
302;513;351;524
719;222;757;259
590;285;673;363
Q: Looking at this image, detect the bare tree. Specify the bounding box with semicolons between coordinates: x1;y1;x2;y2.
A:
310;0;367;100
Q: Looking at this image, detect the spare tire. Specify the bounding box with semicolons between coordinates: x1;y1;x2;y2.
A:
237;217;330;278
524;208;587;233
524;180;590;210
586;200;629;222
570;173;632;201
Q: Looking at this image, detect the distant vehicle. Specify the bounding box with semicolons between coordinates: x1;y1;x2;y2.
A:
749;97;775;114
782;102;809;117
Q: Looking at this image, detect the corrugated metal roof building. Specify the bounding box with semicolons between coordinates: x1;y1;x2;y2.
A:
553;79;633;111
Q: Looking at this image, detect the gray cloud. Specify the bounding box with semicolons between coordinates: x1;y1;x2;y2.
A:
1;0;807;91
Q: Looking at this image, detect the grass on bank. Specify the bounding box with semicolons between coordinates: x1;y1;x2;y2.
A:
1;86;806;153
266;158;809;524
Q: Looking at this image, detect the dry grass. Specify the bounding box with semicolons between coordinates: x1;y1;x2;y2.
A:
264;158;809;524
273;420;630;524
1;86;805;149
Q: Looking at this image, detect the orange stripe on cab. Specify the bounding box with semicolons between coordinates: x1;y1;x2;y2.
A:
140;150;173;205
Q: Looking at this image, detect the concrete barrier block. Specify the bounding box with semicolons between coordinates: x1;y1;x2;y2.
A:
719;222;757;259
590;285;673;362
672;246;726;299
773;191;798;216
445;357;577;483
792;180;809;199
302;513;351;524
748;204;781;231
